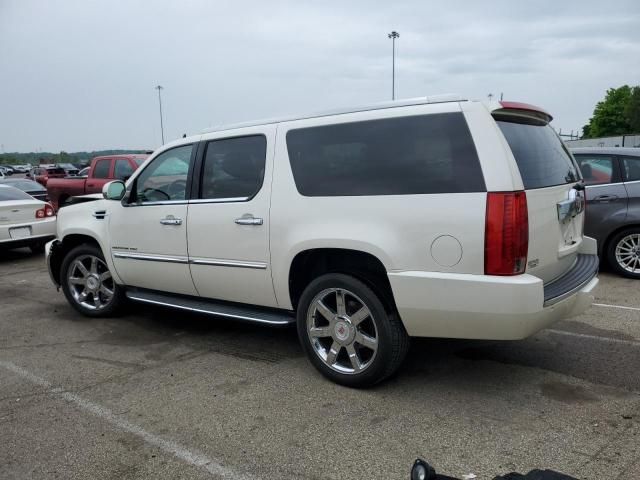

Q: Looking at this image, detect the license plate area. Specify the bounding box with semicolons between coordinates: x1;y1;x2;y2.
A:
9;226;32;239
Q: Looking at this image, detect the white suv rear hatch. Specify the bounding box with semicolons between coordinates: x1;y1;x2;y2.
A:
493;104;584;283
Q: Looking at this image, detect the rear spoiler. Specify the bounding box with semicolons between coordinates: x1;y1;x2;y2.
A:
491;101;553;125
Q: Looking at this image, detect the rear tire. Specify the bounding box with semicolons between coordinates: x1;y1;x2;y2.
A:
607;228;640;279
60;244;124;317
296;273;409;388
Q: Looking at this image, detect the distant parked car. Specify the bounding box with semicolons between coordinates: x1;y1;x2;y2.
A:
0;178;48;202
0;185;56;253
30;166;66;187
56;163;80;176
46;154;148;210
0;165;14;176
572;147;640;278
77;167;90;177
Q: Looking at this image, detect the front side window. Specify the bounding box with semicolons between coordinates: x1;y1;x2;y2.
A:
114;159;135;180
622;156;640;182
93;160;111;179
200;135;266;200
134;144;193;203
574;155;615;185
286;113;484;196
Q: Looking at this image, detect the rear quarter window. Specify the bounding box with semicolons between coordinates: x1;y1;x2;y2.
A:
497;120;579;189
286;112;485;196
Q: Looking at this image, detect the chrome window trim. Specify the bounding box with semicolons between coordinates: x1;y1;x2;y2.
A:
125;200;189;207
188;197;249;204
585;182;623;189
189;257;267;269
112;251;189;264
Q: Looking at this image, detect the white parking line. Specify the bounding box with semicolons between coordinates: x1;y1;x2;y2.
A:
593;303;640;312
546;329;640;347
0;361;255;480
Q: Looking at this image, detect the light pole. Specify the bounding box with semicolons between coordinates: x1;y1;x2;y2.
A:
155;85;165;145
387;31;400;100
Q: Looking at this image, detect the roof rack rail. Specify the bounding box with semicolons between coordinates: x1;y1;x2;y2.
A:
202;94;466;134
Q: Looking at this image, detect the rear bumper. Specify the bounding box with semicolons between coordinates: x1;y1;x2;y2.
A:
0;218;57;249
388;255;599;340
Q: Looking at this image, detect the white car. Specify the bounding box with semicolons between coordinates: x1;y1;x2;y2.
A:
46;95;598;387
0;185;56;253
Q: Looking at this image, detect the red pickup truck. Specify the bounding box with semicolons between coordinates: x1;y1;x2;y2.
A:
47;154;148;210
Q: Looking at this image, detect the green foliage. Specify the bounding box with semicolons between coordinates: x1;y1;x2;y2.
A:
582;85;640;138
0;149;147;166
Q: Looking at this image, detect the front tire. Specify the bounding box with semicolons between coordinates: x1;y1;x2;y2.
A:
60;244;124;317
296;273;409;388
607;228;640;279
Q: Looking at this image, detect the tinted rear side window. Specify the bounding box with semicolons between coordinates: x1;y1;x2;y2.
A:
286;112;485;196
497;121;579;189
200;135;266;200
621;156;640;182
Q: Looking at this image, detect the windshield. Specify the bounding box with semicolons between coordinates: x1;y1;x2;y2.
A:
497;120;579;189
58;163;77;169
134;158;146;166
46;168;66;175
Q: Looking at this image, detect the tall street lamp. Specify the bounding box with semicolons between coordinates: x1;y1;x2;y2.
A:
387;31;400;100
155;85;165;145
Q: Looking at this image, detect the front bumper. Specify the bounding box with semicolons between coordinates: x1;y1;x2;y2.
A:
388;256;599;341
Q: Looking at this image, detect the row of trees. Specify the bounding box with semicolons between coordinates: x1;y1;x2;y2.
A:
582;85;640;138
0;150;146;166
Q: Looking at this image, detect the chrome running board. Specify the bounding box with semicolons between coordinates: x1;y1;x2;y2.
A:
125;288;295;326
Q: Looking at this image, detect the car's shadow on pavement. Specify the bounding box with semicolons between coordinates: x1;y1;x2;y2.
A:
52;281;638;393
0;247;41;263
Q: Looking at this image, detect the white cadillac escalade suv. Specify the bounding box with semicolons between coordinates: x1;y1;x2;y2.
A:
46;95;599;387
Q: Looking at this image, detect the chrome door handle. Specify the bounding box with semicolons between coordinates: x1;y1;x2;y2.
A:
235;216;263;226
160;216;182;225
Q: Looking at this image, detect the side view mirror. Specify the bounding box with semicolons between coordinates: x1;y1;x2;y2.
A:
103;180;126;201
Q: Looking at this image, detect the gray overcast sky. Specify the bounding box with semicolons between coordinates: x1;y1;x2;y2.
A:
1;0;639;152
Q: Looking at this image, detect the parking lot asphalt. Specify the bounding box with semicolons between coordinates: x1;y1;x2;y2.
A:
1;250;638;480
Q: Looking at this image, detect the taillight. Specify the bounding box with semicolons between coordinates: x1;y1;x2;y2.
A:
485;191;528;275
35;204;55;219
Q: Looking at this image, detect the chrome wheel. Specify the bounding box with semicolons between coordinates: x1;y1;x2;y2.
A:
67;254;114;310
306;288;378;375
615;233;640;274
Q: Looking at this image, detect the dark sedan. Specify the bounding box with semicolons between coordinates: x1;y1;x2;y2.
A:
571;147;640;278
0;178;49;202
